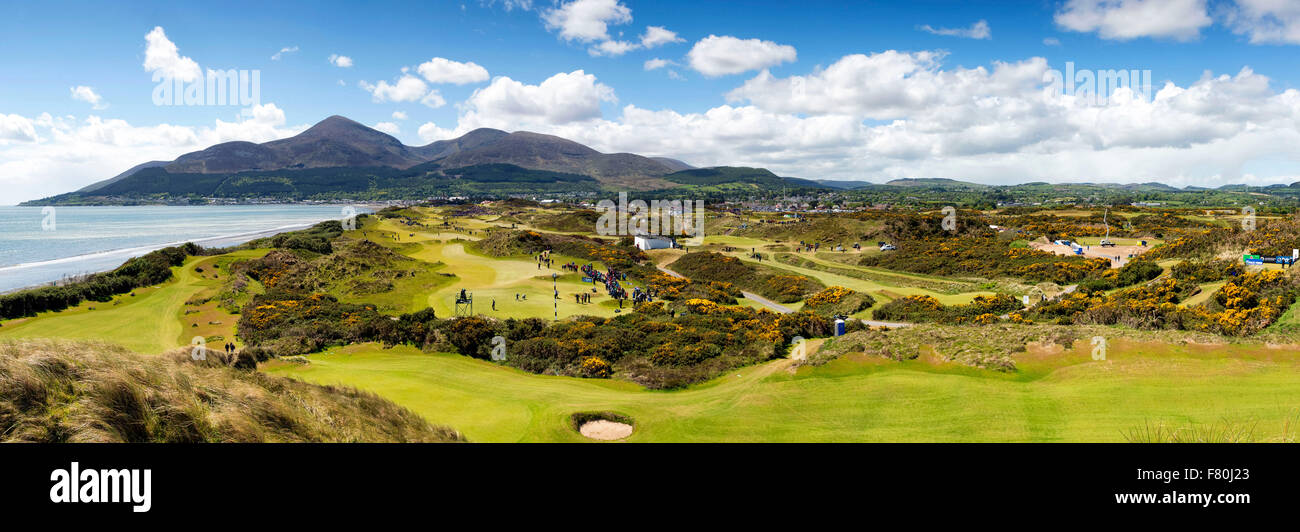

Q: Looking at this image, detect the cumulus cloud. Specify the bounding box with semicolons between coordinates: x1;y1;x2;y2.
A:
644;58;674;70
143;26;202;82
455;70;617;130
641;26;684;48
416;57;490;84
542;0;632;42
687;35;797;77
360;75;444;108
373;121;401;135
588;39;640;57
70;86;108;110
540;0;683;58
418;121;457;143
1222;0;1300;44
1055;0;1212;41
0;114;39;144
918;19;992;39
588;25;684;56
413;56;1300;190
0;104;307;204
271;46;299;60
328;54;354;68
392;111;408;120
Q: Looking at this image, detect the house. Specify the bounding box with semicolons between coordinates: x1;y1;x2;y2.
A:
634;234;675;251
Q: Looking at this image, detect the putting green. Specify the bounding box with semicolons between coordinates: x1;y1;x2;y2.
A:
265;338;1300;442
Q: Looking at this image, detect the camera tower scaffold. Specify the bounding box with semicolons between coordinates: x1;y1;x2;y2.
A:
454;288;473;317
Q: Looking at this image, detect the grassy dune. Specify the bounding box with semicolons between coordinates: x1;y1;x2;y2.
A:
0;339;461;442
264;338;1300;442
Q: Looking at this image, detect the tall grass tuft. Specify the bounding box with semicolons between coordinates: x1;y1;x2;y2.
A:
1122;418;1259;443
0;339;464;443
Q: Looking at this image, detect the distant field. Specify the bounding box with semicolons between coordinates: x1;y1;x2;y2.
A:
265;339;1300;442
725;250;996;306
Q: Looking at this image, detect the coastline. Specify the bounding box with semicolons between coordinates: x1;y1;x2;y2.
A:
0;204;377;294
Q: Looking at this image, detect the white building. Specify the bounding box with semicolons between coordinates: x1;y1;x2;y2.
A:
634;234;675;251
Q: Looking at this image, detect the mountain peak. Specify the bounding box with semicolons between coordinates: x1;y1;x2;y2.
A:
298;115;376;138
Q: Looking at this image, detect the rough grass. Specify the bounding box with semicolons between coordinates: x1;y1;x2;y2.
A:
0;339;463;443
669;251;824;303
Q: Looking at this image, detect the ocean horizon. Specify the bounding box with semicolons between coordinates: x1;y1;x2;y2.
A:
0;205;371;293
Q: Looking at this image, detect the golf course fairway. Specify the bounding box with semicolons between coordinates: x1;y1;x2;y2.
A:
263;339;1300;443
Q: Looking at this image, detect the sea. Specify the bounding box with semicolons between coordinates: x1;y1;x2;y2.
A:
0;205;370;293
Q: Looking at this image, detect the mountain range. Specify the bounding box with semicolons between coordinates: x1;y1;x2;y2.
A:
26;114;1300;206
29;115;834;204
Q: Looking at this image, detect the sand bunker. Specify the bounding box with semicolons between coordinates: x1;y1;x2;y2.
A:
579;420;634;440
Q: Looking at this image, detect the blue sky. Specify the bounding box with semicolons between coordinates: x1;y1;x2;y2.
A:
3;0;1300;203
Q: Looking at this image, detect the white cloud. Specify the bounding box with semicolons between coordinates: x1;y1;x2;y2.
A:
373;122;401;135
456;70;617;130
1043;37;1062;45
1223;0;1300;44
361;75;443;108
421;90;447;108
328;54;354;68
641;26;684;48
482;0;533;11
644;58;674;70
542;0;632;42
416;57;490;84
724;50;1047;120
540;1;682;57
70;86;108;110
0;114;38;144
588;25;685;56
0;104;307;204
687;35;797;77
143;26;202;82
392;111;408;120
919;19;992;39
414;56;1300;191
271;46;299;60
1055;0;1212;41
418;121;457;143
589;39;640;57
